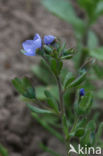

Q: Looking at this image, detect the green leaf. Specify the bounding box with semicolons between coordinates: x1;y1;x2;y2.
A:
42;0;85;36
0;145;8;156
41;114;59;126
45;90;59;113
12;78;24;94
79;92;93;114
63;72;75;89
80;120;96;146
19;95;34;102
93;64;103;79
50;58;63;76
90;47;103;61
35;85;59;101
40;143;62;156
36;86;46;100
96;122;103;142
27;104;53;114
12;77;36;99
77;118;87;129
61;54;73;60
69;70;87;88
88;31;99;49
86;120;96;131
50;58;57;74
86;120;96;145
47;98;59;113
63;48;75;55
31;60;56;85
60;67;68;82
23;87;36;99
75;128;85;137
46;86;59;101
78;0;98;21
62;114;69;138
43;45;53;53
32;113;64;142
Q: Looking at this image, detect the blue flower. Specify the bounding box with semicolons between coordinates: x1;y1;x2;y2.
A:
22;34;42;56
44;35;56;45
80;88;85;97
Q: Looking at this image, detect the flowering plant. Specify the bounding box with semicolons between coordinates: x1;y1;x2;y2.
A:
12;33;103;156
42;0;103;101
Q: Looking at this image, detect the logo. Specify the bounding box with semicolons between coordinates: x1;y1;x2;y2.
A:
68;144;102;155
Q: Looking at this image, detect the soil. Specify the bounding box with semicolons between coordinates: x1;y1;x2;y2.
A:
0;0;103;156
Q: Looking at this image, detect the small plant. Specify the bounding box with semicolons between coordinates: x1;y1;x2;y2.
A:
12;34;103;156
41;0;103;101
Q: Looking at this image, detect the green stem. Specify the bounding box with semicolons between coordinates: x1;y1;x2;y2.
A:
56;76;70;156
42;55;70;155
56;76;65;114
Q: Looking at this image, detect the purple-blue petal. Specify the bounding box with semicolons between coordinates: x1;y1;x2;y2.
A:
44;35;56;45
33;33;41;41
80;88;85;97
33;38;42;49
22;40;36;56
22;34;42;56
33;33;42;49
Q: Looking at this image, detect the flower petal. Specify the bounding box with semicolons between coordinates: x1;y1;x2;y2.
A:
44;35;56;45
23;49;36;56
33;34;42;49
22;40;36;56
22;34;42;56
33;33;41;41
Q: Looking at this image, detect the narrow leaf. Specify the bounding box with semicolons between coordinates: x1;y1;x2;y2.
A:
63;72;75;89
27;104;53;114
32;113;64;142
69;70;87;88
